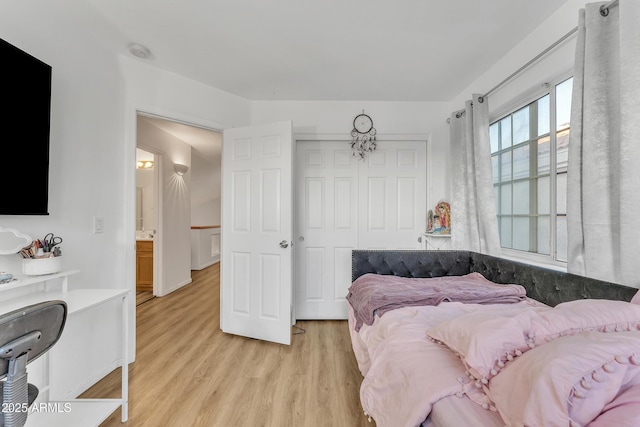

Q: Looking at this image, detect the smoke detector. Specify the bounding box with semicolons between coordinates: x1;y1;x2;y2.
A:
128;43;152;59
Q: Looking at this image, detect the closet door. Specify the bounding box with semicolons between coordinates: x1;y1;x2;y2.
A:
295;142;358;319
358;141;427;250
295;140;426;319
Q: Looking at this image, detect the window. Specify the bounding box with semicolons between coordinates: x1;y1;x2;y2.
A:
490;77;573;263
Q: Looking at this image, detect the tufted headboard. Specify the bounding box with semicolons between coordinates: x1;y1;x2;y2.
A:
352;250;638;306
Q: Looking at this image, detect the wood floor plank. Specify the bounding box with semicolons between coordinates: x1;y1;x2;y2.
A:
81;263;373;426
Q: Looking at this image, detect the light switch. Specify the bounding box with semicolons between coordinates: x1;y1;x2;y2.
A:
93;216;104;234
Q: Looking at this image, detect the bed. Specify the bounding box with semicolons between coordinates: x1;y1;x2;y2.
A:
348;250;640;427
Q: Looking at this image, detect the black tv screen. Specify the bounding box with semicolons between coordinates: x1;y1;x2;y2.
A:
0;38;51;215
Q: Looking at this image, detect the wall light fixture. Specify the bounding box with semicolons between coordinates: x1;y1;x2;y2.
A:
174;163;189;176
136;160;154;169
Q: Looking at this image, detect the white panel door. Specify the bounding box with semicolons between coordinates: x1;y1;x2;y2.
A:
295;140;426;319
221;121;293;345
358;141;427;249
295;142;358;319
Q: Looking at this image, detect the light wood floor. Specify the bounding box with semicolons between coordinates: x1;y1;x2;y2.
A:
82;263;371;427
135;291;154;306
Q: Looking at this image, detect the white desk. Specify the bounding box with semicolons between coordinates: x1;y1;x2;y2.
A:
0;271;129;426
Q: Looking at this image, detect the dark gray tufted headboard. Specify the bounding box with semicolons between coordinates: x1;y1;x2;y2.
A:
352;250;638;306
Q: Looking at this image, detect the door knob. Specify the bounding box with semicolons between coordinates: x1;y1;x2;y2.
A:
417;236;423;243
279;240;289;248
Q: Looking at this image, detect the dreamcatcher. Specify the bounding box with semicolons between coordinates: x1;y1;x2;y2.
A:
351;112;377;159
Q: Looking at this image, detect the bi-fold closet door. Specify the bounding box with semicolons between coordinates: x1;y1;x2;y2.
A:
295;140;427;319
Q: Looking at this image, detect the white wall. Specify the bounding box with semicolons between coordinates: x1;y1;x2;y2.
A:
191;148;222;226
0;2;127;287
251;101;452;209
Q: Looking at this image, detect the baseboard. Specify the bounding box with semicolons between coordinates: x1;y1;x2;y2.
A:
192;256;220;271
160;277;193;296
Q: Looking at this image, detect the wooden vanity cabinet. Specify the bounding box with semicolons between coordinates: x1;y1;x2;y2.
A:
136;240;153;291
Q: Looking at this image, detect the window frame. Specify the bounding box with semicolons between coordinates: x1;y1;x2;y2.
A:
489;72;573;269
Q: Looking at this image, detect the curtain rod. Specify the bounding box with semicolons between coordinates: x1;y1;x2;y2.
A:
448;0;620;123
481;0;619;101
448;25;577;123
480;26;577;101
447;24;577;124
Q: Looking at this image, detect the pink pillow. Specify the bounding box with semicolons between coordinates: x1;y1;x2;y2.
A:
488;331;640;427
427;299;640;384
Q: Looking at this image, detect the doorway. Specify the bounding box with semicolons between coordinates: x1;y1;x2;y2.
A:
135;147;158;305
134;112;223;299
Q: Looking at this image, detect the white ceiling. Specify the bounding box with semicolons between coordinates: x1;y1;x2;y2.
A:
89;0;569;102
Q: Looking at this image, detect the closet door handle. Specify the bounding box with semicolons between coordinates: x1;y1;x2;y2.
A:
279;240;289;249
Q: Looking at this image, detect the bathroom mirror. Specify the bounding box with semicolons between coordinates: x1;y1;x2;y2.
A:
0;226;33;255
136;187;143;231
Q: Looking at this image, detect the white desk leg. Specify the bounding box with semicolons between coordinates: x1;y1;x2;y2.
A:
121;292;129;422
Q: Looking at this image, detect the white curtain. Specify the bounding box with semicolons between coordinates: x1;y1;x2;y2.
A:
449;94;501;256
567;0;640;286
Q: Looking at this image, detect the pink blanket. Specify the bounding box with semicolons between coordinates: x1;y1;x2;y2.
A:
346;272;526;331
349;301;537;427
350;290;640;426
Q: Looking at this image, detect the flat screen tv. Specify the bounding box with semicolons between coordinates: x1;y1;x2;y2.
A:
0;38;51;215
